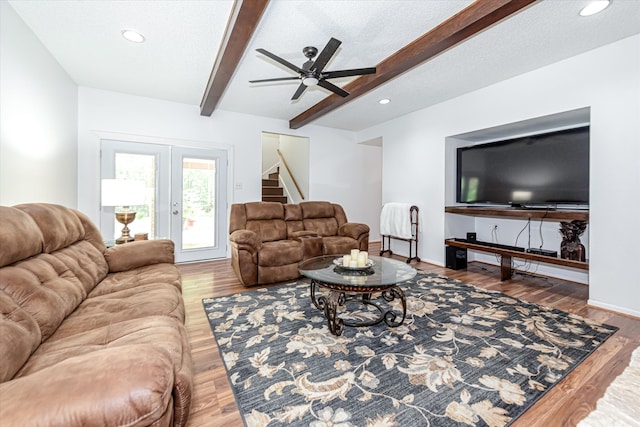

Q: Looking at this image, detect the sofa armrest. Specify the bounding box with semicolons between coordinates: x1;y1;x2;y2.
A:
229;229;262;253
0;346;176;427
339;222;370;240
105;239;175;273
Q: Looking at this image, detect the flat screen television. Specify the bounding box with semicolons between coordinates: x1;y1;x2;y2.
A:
456;126;589;207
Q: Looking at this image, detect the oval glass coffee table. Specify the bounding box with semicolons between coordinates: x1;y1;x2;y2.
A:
299;255;417;336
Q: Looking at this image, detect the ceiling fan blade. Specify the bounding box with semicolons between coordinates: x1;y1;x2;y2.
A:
249;76;300;83
323;67;377;79
310;38;341;73
317;79;349;97
291;83;307;100
256;48;304;73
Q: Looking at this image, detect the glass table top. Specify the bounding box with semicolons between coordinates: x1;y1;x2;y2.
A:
298;255;416;288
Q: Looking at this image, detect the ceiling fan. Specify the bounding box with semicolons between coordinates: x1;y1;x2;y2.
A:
249;37;376;100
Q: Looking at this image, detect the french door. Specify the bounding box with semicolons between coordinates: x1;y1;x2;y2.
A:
101;140;228;262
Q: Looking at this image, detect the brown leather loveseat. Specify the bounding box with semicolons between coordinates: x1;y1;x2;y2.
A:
0;203;192;427
229;201;369;286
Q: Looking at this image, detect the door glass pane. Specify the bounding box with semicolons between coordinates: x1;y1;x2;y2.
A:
114;153;156;239
182;157;216;249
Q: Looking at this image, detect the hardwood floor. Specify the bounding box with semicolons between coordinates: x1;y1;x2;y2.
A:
178;242;640;427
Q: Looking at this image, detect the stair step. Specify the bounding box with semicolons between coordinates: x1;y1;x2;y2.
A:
262;187;283;196
262;195;287;203
268;172;279;180
262;178;278;187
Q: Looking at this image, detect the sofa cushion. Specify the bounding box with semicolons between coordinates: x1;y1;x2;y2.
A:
15;203;86;254
300;201;335;218
0;291;41;382
246;219;287;242
284;204;305;236
89;262;182;297
0;204;110;346
48;274;184;341
245;201;284;220
258;240;302;267
0;207;43;267
300;201;340;237
0;240;109;343
284;204;302;221
15;315;186;377
303;217;339;237
245;202;287;242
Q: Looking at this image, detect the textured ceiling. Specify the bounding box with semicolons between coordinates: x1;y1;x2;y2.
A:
8;0;235;105
8;0;640;131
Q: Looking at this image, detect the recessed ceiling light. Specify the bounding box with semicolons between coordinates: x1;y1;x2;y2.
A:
121;30;145;43
379;98;390;105
579;0;611;16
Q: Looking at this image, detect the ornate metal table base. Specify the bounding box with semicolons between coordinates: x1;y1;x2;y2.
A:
310;279;407;336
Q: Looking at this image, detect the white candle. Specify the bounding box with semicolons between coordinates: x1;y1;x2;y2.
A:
342;255;351;266
349;260;358;268
357;253;366;267
350;249;360;259
361;251;368;264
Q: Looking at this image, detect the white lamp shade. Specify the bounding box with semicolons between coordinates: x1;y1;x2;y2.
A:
101;179;146;207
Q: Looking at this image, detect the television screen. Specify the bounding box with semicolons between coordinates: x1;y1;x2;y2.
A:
456;126;589;206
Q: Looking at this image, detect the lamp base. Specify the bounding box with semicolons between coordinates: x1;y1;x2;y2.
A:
116;236;135;245
115;210;137;244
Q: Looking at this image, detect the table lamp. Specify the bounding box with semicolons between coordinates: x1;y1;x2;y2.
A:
101;179;146;244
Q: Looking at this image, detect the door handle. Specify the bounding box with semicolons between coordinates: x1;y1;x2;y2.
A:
172;210;179;215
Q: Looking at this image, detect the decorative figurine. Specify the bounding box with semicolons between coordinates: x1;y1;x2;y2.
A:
559;220;587;262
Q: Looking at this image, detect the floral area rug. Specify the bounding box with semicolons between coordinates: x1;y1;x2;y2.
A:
202;273;617;427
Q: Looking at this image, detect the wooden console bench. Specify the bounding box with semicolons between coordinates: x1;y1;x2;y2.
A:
444;238;588;280
445;206;589;280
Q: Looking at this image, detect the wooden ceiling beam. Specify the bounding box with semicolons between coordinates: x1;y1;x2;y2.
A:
289;0;537;129
200;0;269;116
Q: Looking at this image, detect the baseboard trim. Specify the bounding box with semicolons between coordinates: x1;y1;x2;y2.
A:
587;299;640;319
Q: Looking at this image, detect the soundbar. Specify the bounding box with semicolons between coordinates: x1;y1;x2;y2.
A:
452;238;525;252
526;248;558;257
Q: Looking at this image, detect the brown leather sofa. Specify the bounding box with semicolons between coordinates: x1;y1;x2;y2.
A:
0;203;192;427
229;201;369;286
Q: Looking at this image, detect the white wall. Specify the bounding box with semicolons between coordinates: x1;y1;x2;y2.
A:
279;134;309;204
0;2;78;207
77;88;381;243
358;34;640;316
261;133;279;174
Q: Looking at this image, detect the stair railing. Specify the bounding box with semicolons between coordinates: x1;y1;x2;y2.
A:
277;149;305;201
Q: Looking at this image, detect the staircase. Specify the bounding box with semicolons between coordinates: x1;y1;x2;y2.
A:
262;170;287;203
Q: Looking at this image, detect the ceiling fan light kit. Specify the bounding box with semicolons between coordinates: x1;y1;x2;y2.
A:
250;37;376;100
302;77;319;87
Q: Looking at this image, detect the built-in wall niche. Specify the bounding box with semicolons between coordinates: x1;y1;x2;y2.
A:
261;132;309;204
444;107;591;206
444;107;591;284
